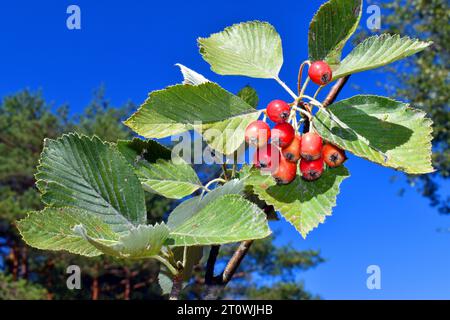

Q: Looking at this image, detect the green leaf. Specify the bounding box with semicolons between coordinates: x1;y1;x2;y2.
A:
245;166;350;238
137;160;202;199
237;85;259;108
74;223;170;259
168;194;271;246
309;0;362;66
313;95;434;174
116;138;172;163
167;179;245;229
117;138;202;199
198;21;283;79
118;138;198;197
124;82;260;155
158;273;173;295
333;34;433;79
35;133;146;234
199;111;261;155
17;207;119;257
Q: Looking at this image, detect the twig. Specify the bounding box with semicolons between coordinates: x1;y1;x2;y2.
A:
221;164;229;181
274;76;298;100
205;245;220;284
204;241;254;300
322;76;350;107
220;240;253;284
169;274;183;300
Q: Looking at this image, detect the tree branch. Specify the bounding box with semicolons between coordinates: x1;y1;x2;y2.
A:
205;245;220;284
169;274;183;300
322;76;350;107
220;240;253;284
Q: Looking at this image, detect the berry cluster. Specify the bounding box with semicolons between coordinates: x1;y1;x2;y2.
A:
244;60;345;185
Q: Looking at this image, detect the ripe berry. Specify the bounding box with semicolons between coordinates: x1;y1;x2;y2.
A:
272;156;297;185
300;158;324;181
245;120;271;148
322;144;347;168
308;61;332;85
300;132;323;161
267;100;291;123
253;144;280;171
282;135;302;162
271;123;295;148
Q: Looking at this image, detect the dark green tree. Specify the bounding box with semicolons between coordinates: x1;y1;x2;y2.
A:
365;0;449;213
0;273;47;300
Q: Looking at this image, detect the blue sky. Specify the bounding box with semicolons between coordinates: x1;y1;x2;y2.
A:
1;0;449;299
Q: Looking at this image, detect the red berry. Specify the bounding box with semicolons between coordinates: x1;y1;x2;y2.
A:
322;144;347;168
245;120;271;147
253;144;280;171
272;156;297;185
271;123;295;148
282;135;302;162
300;158;324;181
308;61;332;85
300;132;323;160
267;100;291;123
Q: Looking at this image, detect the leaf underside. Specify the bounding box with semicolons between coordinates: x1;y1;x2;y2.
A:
167;179;245;230
17;207;119;257
74;223;170;259
168;194;271;246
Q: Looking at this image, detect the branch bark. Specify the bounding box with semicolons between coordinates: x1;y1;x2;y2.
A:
205;245;220;284
169;274;183;300
322;76;350;107
220;240;253;284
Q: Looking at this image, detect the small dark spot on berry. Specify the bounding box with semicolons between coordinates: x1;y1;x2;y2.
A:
321;73;331;84
329;153;339;163
280;111;289;119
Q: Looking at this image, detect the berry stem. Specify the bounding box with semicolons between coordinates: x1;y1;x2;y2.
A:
203;178;227;192
274;76;298;100
153;255;178;276
302;94;324;108
313;85;325;99
298;77;310;100
292;106;312;120
297;60;310;95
